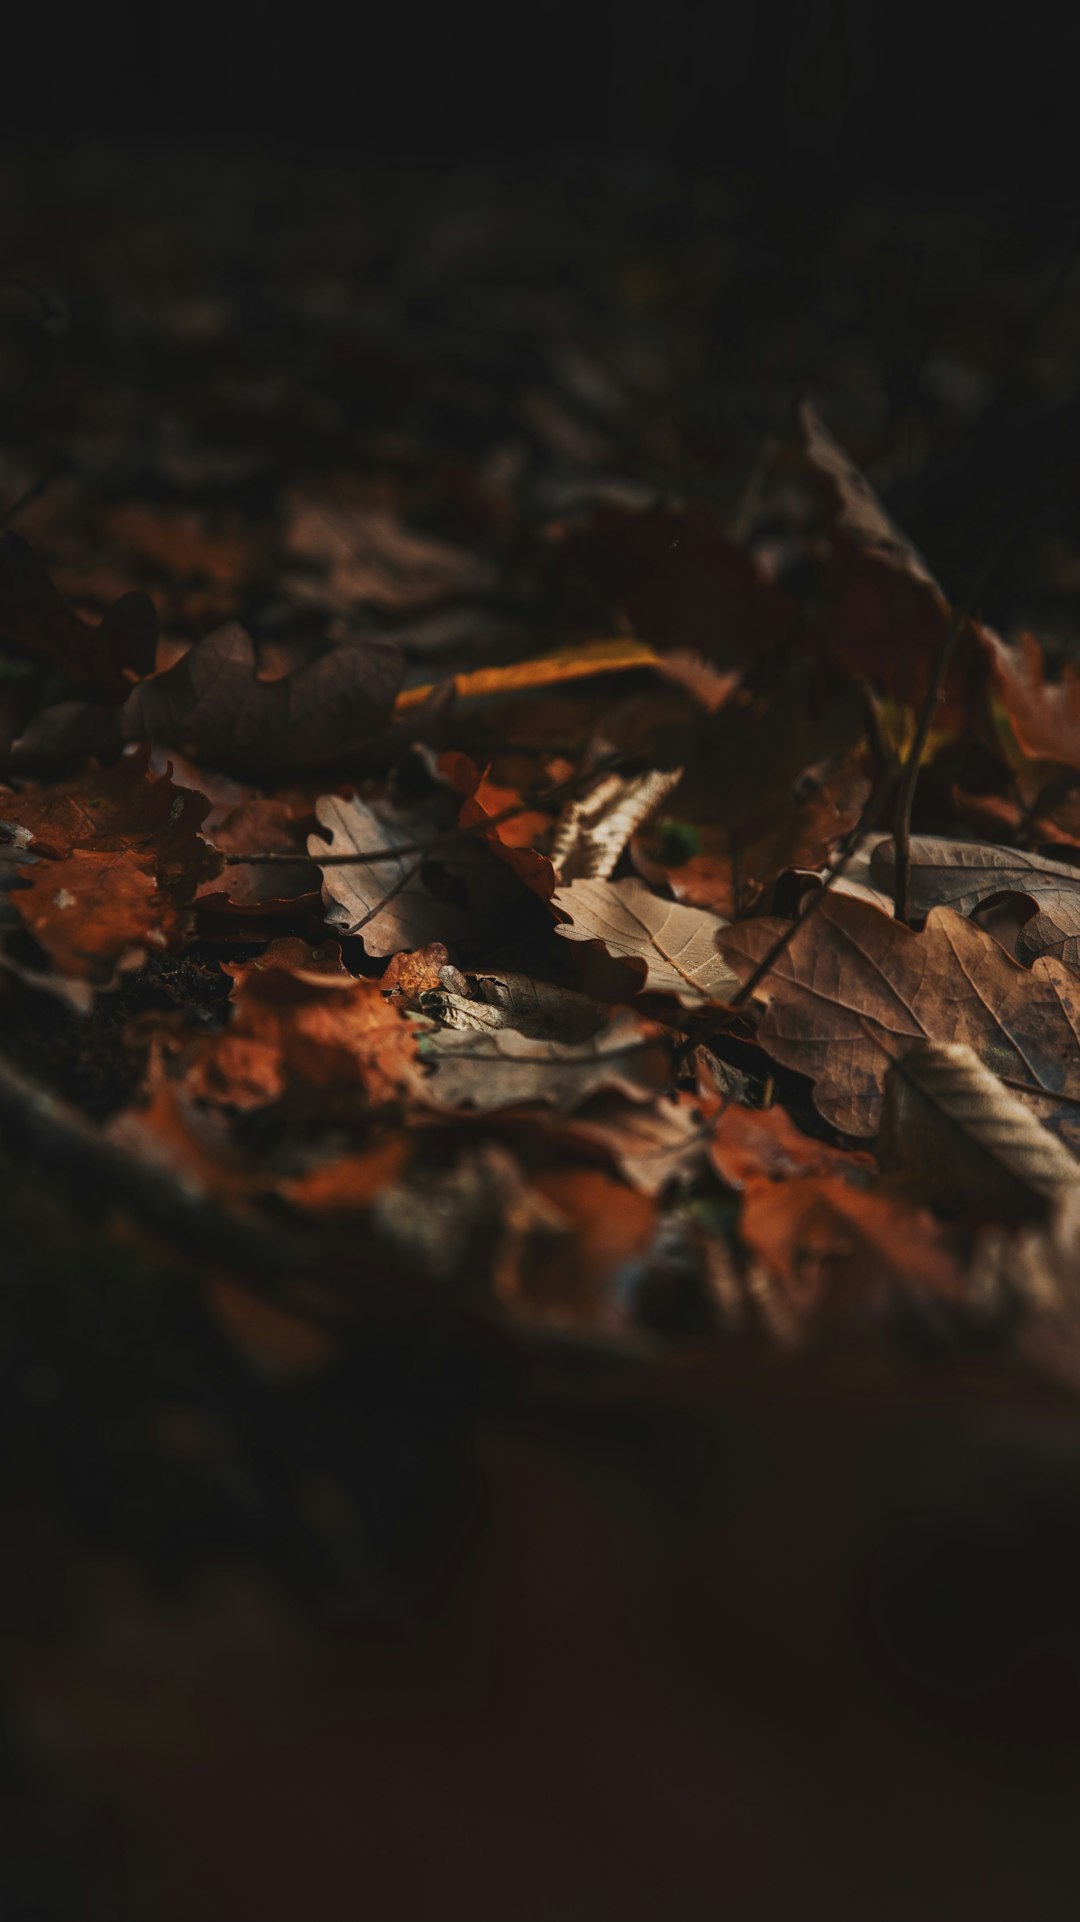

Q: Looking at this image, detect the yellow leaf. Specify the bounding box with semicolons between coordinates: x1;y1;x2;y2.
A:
394;637;658;714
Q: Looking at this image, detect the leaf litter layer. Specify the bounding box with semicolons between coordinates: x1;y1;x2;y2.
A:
7;156;1080;1922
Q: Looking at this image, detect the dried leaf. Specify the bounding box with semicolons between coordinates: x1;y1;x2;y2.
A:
186;938;424;1110
557;1092;709;1195
707;1099;872;1189
439;751;556;899
983;627;1080;771
739;1173;966;1326
382;943;451;1007
0;750;219;899
13;845;179;980
720;892;1080;1147
394;636;659;714
122;624;403;772
798;400;940;589
869;835;1080;919
419;968;605;1042
880;1041;1078;1224
553;875;737;1005
415;1007;670;1113
308;790;495;955
550;767;683;882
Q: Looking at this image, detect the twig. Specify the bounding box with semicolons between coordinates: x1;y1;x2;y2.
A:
727;767;893;1011
220;750;631;868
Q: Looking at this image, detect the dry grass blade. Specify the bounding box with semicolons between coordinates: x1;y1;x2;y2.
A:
880;1041;1079;1224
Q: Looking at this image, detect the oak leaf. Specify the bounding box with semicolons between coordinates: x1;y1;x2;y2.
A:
720;892;1080;1147
880;1042;1078;1225
553;875;737;1004
308;789;502;955
122;623;403;772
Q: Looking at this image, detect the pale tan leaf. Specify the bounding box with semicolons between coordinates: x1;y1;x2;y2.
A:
880;1042;1078;1224
553;876;737;1005
869;836;1080;918
307;792;478;956
418;968;606;1043
414;1007;670;1112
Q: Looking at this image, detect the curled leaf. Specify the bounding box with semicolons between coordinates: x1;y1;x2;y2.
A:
720;892;1080;1148
550;767;683;882
880;1042;1078;1224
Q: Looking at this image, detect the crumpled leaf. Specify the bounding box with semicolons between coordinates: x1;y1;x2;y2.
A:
0;749;219;898
554;875;736;1004
122;623;403;772
720;892;1080;1148
415;1006;670;1112
0;530;157;693
880;1041;1078;1224
550;766;683;882
419;966;606;1042
308;788;502;955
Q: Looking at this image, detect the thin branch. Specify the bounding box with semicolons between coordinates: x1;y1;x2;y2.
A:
727;768;893;1012
220;749;631;868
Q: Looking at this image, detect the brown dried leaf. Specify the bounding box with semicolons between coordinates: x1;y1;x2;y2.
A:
553;875;737;1005
557;1092;709;1196
419;968;606;1042
415;1007;670;1113
122;624;403;772
720;892;1080;1148
0;750;219;899
869;835;1080;919
187;938;424;1110
13;845;179;980
983;627;1080;771
880;1041;1078;1224
308;789;492;955
739;1173;967;1328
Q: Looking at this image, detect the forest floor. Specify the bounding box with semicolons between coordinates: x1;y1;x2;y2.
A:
5;151;1080;1920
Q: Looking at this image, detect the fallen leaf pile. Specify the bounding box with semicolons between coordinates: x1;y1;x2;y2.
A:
5;169;1080;1396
